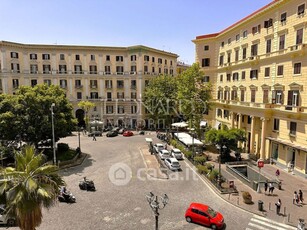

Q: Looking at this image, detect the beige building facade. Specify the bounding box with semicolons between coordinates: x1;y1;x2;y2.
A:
0;41;178;129
193;0;307;175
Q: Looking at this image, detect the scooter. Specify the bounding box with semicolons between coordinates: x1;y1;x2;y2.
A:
297;218;305;230
58;190;76;203
79;177;96;191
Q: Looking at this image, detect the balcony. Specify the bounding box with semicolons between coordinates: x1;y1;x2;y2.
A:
89;71;98;75
60;85;67;89
73;71;84;74
90;85;98;89
116;72;124;75
75;85;83;89
117;85;124;89
131;86;137;90
130;71;136;75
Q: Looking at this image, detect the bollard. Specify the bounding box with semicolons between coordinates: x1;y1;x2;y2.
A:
288;213;290;223
228;193;231;200
237;197;239;205
269;202;271;211
284;207;286;216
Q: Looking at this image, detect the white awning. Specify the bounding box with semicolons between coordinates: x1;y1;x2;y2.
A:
171;121;188;128
214;121;221;129
200;121;207;127
174;133;203;146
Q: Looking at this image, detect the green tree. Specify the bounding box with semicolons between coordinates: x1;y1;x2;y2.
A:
77;101;95;131
0;84;76;148
177;63;212;138
143;75;178;128
205;127;246;162
0;145;65;230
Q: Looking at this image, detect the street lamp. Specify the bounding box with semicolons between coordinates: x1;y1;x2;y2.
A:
146;192;169;230
216;144;227;186
51;103;56;165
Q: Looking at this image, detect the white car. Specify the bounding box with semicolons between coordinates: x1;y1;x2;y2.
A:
171;148;184;160
153;143;164;154
0;205;15;226
158;149;171;160
165;158;181;171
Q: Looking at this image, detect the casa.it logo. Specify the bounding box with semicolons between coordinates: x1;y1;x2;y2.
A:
108;163;132;186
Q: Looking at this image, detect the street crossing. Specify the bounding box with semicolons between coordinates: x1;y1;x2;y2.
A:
246;215;297;230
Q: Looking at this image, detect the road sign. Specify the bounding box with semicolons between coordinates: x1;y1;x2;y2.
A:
257;159;264;168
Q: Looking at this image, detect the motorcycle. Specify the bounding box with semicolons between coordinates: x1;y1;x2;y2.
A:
297;218;305;230
58;190;76;203
79;177;96;191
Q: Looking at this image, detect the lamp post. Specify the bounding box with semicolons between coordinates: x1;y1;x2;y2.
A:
216;144;227;186
190;128;195;159
146;192;169;230
51;103;56;165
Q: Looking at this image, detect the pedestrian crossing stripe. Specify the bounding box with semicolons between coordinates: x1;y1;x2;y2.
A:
246;215;297;230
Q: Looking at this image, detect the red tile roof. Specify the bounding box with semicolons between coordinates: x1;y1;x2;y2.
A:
196;0;280;40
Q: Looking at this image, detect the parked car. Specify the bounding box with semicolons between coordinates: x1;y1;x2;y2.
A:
164;158;181;171
123;131;133;137
106;130;118;137
112;127;121;132
185;203;224;229
158;149;171;160
171;148;184;160
139;130;145;135
153;143;164;154
118;128;126;134
88;130;102;137
0;205;16;227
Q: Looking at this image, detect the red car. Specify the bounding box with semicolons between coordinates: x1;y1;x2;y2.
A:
123;131;133;137
185;203;224;229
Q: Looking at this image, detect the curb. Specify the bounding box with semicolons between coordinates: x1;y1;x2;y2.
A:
59;152;88;170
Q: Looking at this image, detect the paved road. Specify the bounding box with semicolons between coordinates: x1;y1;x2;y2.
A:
6;132;295;230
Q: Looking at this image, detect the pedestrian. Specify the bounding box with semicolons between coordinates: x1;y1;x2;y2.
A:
92;134;96;141
164;143;167;150
268;182;273;194
264;181;268;194
299;190;304;205
275;199;281;215
294;191;299;205
275;169;280;180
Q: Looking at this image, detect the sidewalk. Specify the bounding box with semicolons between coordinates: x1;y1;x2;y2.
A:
206;151;307;227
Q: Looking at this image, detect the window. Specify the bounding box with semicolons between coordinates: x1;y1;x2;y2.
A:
152;66;155;73
217;90;223;100
220;75;223;82
11;52;19;59
118;106;124;114
227;53;231;63
60;79;67;88
43;64;51;74
117;80;124;89
74;65;82;74
247;116;252;124
131;65;137;73
231;90;237;100
243;30;247;38
228;38;231;44
30;64;38;74
224;90;229;100
12;79;19;88
75;79;82;87
217;109;222;117
59;65;67;74
202;76;210;82
251;44;258;56
224;110;229;119
226;74;231;81
77;92;82;100
145;80;149;86
165;60;167;65
131;80;137;89
232;72;239;81
298;4;305;15
242;47;247;59
131;55;136;61
290;122;297;136
240;90;245;101
11;63;20;73
31;79;37;87
143;55;149;61
90;80;98;88
219;55;224;66
281;12;287;23
116;66;124;74
287;90;299;107
89;65;97;74
75;54;80;61
241;71;246;80
106;55;110;61
263;89;269;103
152;57;155;62
107;92;112;101
279;34;285;50
106;105;113;114
236;34;240;41
235;50;239;61
164;68;168;74
272;90;283;104
105;66;111;74
170;61;173;66
105;80;112;89
294;63;301;74
264;67;270;77
201;58;210;67
116;56;123;62
250;69;258;79
117;92;124;100
90;54;95;61
131;105;137;114
60;54;65;60
273;119;280;131
266;39;271;53
44;79;51;86
296;28;303;45
221;41;224;48
277;65;284;76
42;54;50;60
131;92;137;99
251;89;256;102
158;58;162;64
30;53;37;60
144;65;148;73
204;45;209;51
264;18;273;28
252;24;261;34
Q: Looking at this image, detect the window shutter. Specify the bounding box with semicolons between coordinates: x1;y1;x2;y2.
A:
264;21;268;28
287;91;293;106
272;90;276;104
281;91;284;104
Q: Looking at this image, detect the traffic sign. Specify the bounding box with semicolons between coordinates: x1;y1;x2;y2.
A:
257;159;264;168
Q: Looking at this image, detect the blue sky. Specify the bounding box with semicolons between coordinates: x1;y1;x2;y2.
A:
0;0;272;64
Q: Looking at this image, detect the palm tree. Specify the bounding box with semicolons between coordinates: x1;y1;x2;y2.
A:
0;145;65;230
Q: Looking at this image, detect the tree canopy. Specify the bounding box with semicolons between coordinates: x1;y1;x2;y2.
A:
0;84;76;148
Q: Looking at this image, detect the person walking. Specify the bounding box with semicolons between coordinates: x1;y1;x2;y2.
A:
264;181;268;194
268;182;273;194
275;199;281;215
275;169;280;180
294;191;299;205
92;133;96;141
299;190;304;205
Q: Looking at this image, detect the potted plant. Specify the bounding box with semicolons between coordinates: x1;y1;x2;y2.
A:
242;191;253;204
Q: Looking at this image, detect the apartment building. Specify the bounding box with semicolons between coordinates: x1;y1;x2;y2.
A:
193;0;307;175
0;41;178;129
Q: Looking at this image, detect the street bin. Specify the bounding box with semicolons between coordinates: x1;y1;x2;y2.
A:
258;200;264;211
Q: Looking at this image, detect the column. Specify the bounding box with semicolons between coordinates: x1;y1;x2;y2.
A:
238;113;242;129
230;112;235;128
260;117;268;159
249;116;255;154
